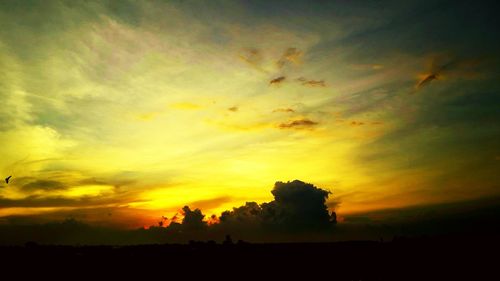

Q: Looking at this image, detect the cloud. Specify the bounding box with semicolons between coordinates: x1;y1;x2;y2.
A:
144;180;337;242
278;118;318;129
218;180;336;233
239;48;266;72
269;76;286;85
0;194;127;208
21;180;67;192
277;48;302;69
416;73;439;89
414;56;485;90
228;106;238;112
349;64;384;71
350;121;365;126
272;108;295;113
300;79;326;87
180;206;207;231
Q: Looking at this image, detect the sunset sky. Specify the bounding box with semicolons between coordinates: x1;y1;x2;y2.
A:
0;0;499;228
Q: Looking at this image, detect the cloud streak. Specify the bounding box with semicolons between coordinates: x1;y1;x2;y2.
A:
277;48;302;69
272;108;295;113
269;76;286;85
278;119;318;129
299;79;326;87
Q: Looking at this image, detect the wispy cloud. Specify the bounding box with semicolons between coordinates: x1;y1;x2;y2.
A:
272;108;295;113
297;78;326;87
415;56;485;90
239;48;267;73
21;180;67;192
350;121;365;126
277;48;302;69
278;118;318;129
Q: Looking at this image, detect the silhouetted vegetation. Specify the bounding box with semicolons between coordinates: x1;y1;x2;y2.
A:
0;236;498;280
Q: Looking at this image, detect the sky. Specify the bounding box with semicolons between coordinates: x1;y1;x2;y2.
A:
0;0;499;230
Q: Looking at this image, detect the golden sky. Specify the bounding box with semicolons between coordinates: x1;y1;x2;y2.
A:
0;0;499;228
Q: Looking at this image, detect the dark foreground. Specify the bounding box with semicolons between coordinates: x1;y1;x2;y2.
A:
0;235;497;280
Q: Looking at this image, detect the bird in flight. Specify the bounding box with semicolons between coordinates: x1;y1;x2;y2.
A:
5;175;12;184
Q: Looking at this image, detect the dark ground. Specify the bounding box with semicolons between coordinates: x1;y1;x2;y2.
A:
0;235;497;280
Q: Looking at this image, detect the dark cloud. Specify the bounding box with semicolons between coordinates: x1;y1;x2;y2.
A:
180;206;207;231
272;108;295;113
277;48;302;69
218;180;336;234
269;76;286;85
21;180;67;192
1;195;500;245
416;73;439;89
158;206;208;240
267;180;336;230
219;202;262;227
278;118;318;129
0;196;79;208
3;181;500;245
228;106;238;112
0;187;143;208
145;180;337;242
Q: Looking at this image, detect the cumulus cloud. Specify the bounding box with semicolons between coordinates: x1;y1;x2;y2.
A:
180;206;207;231
219;180;336;233
278;118;318;129
145;180;338;242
